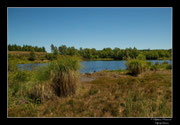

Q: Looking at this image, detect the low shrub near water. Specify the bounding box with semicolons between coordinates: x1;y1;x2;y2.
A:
166;64;172;69
125;59;148;76
26;56;81;102
8;55;81;105
8;57;19;72
149;62;172;71
49;56;80;97
125;59;172;76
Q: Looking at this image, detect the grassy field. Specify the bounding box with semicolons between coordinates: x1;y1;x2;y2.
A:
8;51;47;55
8;52;172;117
8;69;172;117
8;51;172;65
8;51;50;64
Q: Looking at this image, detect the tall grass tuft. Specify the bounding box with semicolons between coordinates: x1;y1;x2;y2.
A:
49;56;80;97
25;56;81;102
126;59;148;76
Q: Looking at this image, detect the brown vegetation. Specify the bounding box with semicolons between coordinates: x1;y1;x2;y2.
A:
8;70;172;117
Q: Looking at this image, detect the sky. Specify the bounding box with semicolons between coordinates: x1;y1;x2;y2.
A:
8;7;172;52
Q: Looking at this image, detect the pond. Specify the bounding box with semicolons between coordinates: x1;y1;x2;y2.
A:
17;60;172;74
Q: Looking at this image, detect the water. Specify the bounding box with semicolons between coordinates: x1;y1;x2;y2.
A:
79;60;172;74
79;61;127;73
17;60;172;73
18;63;47;71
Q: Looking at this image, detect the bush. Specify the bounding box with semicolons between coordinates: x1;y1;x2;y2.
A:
150;64;159;71
136;54;146;60
48;56;80;97
26;82;55;103
149;62;172;71
34;66;50;81
46;53;54;60
8;60;18;72
162;61;169;65
155;62;160;65
89;88;98;95
29;56;81;99
29;49;36;61
166;64;172;70
126;59;148;76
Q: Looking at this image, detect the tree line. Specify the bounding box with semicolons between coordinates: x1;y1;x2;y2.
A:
8;44;46;52
50;44;172;60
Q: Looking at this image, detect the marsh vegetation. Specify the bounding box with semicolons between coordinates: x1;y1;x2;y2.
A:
8;44;172;117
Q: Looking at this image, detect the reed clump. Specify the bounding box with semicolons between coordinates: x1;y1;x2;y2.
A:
26;82;56;103
8;56;81;104
26;56;80;102
47;56;80;97
125;59;148;76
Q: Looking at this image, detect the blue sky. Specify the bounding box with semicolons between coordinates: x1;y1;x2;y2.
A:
8;7;172;52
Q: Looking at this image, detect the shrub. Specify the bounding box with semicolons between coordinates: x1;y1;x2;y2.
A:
126;59;148;76
48;56;80;97
155;62;160;65
136;54;146;60
150;64;159;71
34;66;50;81
15;70;28;82
162;61;169;65
26;82;55;103
146;62;152;66
8;60;18;72
89;88;98;95
46;53;54;60
29;49;36;61
16;56;81;103
166;64;172;70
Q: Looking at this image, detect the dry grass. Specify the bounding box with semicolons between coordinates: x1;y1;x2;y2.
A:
8;51;47;55
8;69;172;117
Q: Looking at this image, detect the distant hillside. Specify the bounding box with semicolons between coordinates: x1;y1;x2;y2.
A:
8;51;48;55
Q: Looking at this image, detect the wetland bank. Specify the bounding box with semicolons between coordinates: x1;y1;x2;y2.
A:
8;47;172;117
8;7;172;117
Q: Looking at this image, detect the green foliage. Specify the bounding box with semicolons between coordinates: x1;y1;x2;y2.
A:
47;56;80;97
49;56;80;72
89;88;99;95
8;44;46;52
9;44;172;61
149;61;172;71
8;59;18;72
162;61;169;64
51;44;55;53
34;66;50;81
46;53;54;60
58;45;67;55
15;70;29;82
53;48;59;60
166;64;172;69
29;49;36;61
145;51;159;60
8;63;172;117
56;45;171;60
136;54;146;60
150;64;159;71
126;59;148;76
146;61;153;67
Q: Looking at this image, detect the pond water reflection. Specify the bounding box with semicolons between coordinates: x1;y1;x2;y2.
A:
17;60;172;74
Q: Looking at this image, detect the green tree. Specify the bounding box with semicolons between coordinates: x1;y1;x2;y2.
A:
83;48;92;59
51;44;55;53
58;45;67;55
42;47;46;52
53;48;59;60
113;48;120;59
136;53;146;60
29;49;36;61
